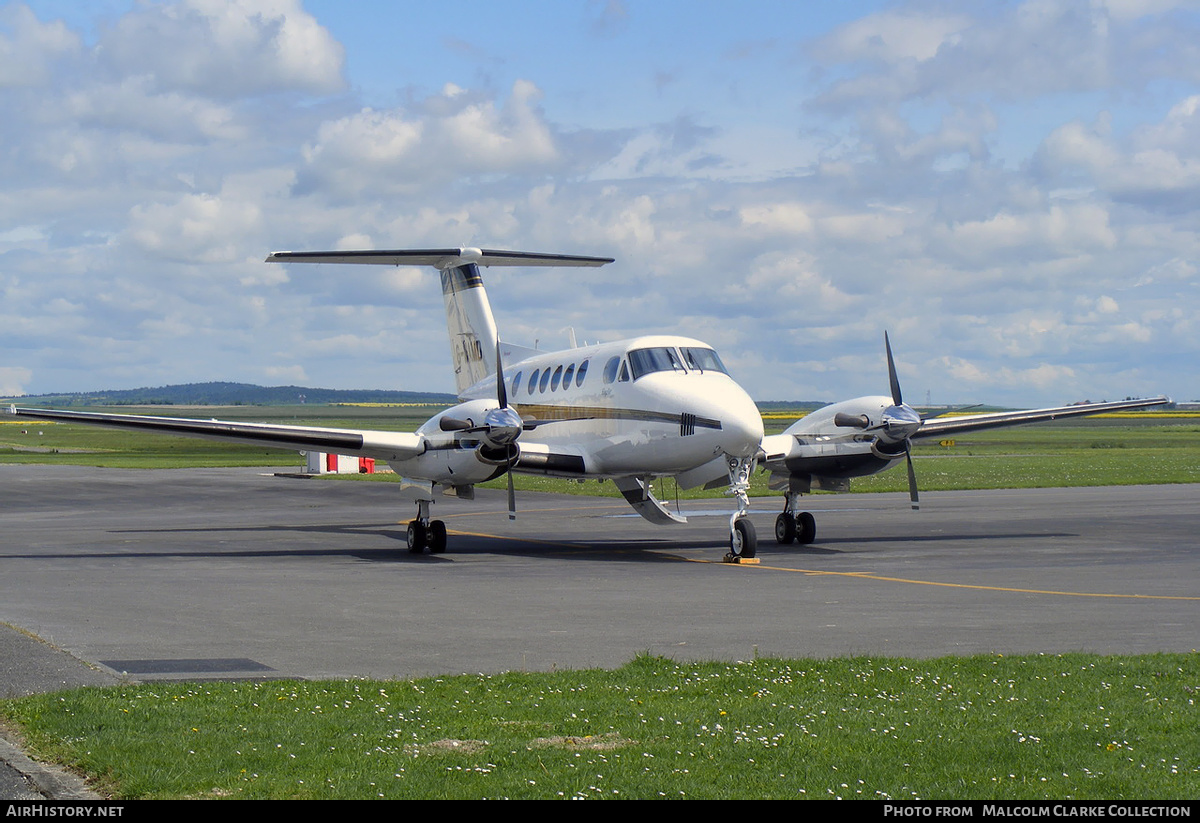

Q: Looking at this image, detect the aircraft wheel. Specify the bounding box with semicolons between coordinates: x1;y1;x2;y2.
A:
730;518;757;559
774;513;797;544
407;520;427;553
427;520;447;554
797;512;816;545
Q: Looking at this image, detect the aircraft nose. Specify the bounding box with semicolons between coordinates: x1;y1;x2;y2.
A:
720;388;764;457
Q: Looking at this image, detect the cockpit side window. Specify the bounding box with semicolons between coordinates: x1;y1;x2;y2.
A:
618;360;630;382
602;356;620;384
681;347;729;375
628;347;687;380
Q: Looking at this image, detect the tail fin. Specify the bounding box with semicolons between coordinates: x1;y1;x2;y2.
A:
440;263;499;394
265;247;614;395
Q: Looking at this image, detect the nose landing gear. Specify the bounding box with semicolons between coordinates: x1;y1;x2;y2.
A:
723;454;758;563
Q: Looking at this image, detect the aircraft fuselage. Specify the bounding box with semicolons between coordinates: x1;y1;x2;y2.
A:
391;334;764;488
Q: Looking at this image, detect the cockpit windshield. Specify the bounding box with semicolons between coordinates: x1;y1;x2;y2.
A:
628;347;687;380
681;347;729;375
624;346;731;380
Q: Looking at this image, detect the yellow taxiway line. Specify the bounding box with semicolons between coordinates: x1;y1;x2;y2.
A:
712;561;1200;600
433;522;1200;602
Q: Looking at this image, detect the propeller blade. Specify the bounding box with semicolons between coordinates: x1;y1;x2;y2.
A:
885;331;903;406
496;341;517;520
439;416;473;432
905;444;920;510
882;333;920;509
521;414;594;429
834;412;871;429
496;342;508;409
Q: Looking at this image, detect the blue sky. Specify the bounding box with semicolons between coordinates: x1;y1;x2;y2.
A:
2;0;1197;405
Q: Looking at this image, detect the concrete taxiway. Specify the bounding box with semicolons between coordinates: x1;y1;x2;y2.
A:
2;464;1197;687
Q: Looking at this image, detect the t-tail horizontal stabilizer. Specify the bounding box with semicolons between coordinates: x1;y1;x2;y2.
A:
265;248;614;269
267;247;614;396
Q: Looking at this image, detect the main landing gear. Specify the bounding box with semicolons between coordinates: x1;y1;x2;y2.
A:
407;499;447;554
724;454;758;563
775;492;816;545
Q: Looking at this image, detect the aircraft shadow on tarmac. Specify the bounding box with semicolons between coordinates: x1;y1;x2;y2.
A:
1;519;1082;565
7;521;711;564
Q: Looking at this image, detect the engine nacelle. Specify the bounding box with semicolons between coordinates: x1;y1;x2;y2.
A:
476;442;520;466
870;438;908;460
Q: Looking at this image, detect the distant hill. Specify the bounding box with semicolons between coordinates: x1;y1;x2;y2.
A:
6;381;458;407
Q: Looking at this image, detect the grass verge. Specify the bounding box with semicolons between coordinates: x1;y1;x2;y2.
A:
3;414;1197;492
2;653;1197;799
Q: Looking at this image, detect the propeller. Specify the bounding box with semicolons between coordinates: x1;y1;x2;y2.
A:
491;343;520;521
833;412;870;429
496;345;520;518
437;344;602;520
884;332;921;510
436;344;522;519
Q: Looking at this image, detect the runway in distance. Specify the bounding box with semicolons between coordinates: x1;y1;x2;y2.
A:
8;247;1169;561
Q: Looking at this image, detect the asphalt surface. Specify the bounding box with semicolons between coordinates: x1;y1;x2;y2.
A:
2;464;1197;798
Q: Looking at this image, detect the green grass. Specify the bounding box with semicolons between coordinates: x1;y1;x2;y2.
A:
4;410;1198;490
500;420;1200;496
0;405;442;469
3;653;1197;799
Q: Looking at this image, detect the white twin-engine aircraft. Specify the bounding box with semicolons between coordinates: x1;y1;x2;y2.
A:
8;247;1168;562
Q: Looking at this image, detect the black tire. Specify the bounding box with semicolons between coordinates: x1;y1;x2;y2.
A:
731;518;757;559
407;520;427;553
774;512;796;544
428;520;447;554
797;511;817;545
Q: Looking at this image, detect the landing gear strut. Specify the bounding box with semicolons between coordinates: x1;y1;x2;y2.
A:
775;492;816;545
407;499;447;554
724;454;757;563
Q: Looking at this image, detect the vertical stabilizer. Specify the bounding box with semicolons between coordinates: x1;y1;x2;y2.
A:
441;263;499;394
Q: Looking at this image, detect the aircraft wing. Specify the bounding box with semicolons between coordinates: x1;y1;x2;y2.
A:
266;248;614;268
913;396;1171;439
6;406;425;462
